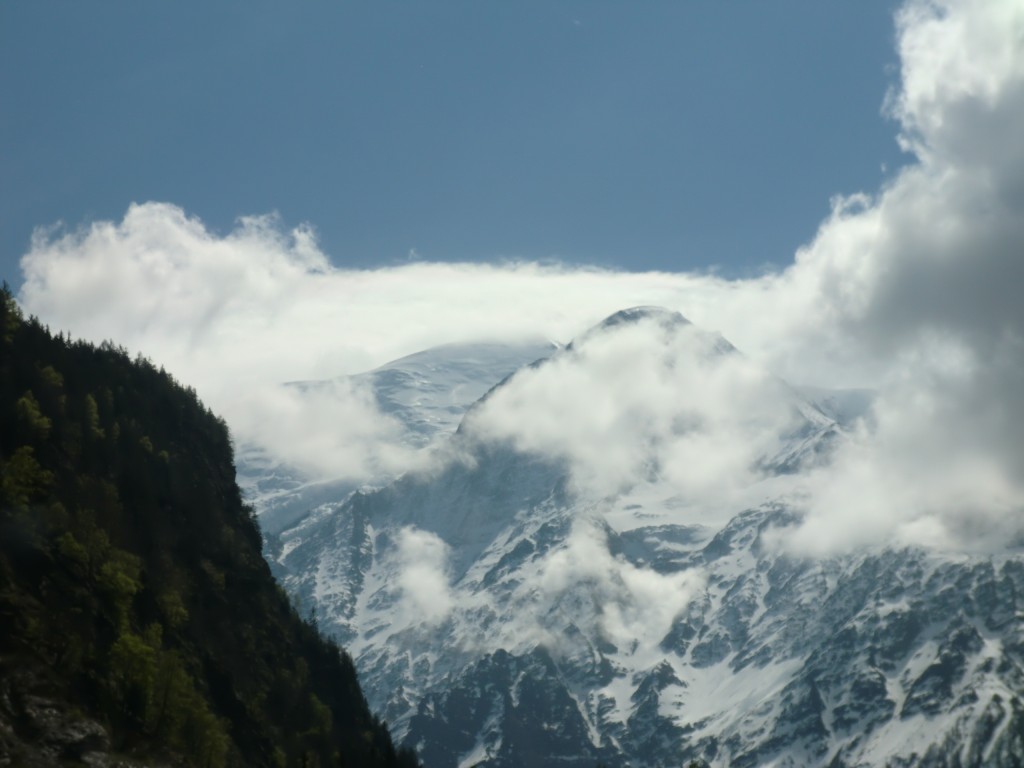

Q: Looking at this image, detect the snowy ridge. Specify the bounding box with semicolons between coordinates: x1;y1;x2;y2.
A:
240;339;557;534
340;339;561;448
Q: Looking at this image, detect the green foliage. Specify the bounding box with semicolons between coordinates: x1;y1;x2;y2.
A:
105;625;231;767
108;628;159;725
56;531;89;570
0;282;19;344
1;445;53;508
16;390;51;439
39;364;63;389
0;284;419;768
158;589;189;629
97;550;142;630
85;393;105;438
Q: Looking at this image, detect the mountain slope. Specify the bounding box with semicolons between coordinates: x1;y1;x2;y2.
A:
271;308;1024;768
0;286;418;768
239;340;558;536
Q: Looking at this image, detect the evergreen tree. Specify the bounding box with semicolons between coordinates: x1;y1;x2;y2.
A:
0;285;419;768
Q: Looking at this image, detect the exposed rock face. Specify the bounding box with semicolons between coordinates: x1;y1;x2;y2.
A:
276;470;1024;766
0;664;113;767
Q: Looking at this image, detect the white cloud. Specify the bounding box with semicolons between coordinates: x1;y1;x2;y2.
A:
15;0;1024;554
779;332;1024;555
761;0;1024;553
18;203;744;481
19;205;722;390
463;310;806;501
456;516;705;659
890;0;1024;169
533;520;704;656
228;380;423;481
394;527;454;626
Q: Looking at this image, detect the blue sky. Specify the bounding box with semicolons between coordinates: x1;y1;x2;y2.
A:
1;1;905;283
9;1;1024;553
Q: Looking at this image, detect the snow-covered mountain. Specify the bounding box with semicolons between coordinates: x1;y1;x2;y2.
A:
261;308;1024;768
237;339;557;534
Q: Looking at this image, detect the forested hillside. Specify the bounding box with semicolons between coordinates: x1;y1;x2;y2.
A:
0;285;418;768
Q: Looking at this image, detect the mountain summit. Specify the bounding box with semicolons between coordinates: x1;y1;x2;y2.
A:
591;305;691;329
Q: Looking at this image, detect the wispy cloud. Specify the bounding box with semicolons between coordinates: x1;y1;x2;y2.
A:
393;527;455;626
532;519;704;656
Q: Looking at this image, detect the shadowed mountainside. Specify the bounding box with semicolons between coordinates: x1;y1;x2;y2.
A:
0;285;419;768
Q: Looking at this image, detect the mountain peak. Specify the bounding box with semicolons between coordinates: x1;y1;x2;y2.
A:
595;306;690;330
565;306;693;352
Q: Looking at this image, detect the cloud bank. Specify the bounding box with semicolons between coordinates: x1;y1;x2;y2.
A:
16;0;1024;553
464;310;808;501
